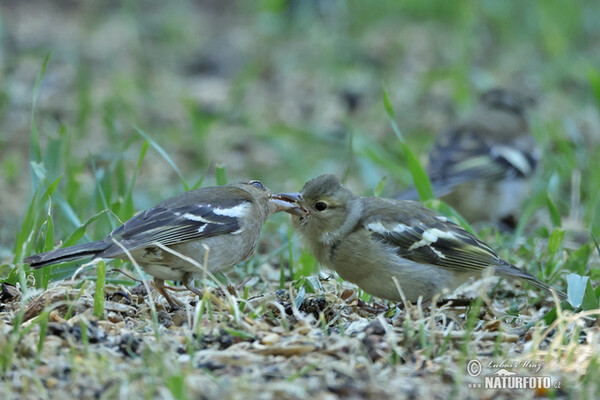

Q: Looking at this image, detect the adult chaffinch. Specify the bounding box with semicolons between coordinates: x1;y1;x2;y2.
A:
400;87;537;224
279;175;565;303
25;180;299;308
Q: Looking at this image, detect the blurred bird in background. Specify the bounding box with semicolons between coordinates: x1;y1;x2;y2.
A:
398;87;538;227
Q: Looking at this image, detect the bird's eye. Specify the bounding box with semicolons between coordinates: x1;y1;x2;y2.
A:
250;180;264;189
314;201;328;211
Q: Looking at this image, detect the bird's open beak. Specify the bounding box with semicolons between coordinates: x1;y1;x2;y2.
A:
270;193;308;216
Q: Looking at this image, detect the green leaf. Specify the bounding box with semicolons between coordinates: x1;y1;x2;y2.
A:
223;328;255;341
582;280;599;311
297;249;318;277
48;262;82;282
548;229;565;255
382;85;396;120
563;244;591;275
545;194;562;227
41;175;62;200
165;375;188;400
374;176;387;197
540;306;559;325
63;209;111;247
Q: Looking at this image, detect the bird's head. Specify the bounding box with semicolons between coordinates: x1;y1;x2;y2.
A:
233;180;304;217
480;87;536;117
275;175;360;244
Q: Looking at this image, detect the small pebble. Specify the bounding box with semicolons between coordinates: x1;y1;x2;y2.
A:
261;333;279;345
171;309;187;327
341;289;354;300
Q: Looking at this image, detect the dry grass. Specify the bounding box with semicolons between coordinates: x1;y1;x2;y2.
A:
2;265;599;399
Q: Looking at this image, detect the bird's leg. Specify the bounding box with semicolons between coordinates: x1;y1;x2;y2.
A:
182;274;204;299
153;278;182;310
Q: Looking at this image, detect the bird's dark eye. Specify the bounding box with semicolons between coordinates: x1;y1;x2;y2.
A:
314;201;328;211
250;180;264;189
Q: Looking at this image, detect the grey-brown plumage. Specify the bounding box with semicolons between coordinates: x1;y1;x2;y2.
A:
282;175;565;303
400;88;537;223
25;180;298;308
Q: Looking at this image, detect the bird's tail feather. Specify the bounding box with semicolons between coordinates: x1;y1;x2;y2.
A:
24;241;110;268
496;265;567;301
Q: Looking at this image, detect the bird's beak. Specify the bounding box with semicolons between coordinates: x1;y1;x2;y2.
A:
270;193;308;216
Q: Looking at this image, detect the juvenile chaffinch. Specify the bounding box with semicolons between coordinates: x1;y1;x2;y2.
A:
280;175;565;303
25;180;299;308
400;87;537;224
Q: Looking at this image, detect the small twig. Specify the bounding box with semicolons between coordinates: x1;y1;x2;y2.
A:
110;268;143;283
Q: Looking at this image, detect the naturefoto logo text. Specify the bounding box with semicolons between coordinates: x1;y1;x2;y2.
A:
466;359;562;390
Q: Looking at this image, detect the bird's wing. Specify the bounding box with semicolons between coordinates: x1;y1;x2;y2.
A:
361;199;566;299
427;126;536;188
362;199;507;273
99;188;254;257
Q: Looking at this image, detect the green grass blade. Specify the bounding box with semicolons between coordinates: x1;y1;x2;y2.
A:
43;213;54;252
14;176;62;262
374;176;387;197
588;66;600;112
41;176;62;202
591;233;600;258
123;140;149;220
382;84;433;201
94;261;106;318
279;253;286;289
548;228;565;256
135;127;189;190
29;53;50;189
35;310;50;364
63;209;111;247
546;194;562;227
403;143;434;201
89;156;112;230
382;85;403;143
215;163;228;185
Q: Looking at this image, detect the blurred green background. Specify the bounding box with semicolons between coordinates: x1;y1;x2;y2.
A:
1;0;599;261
